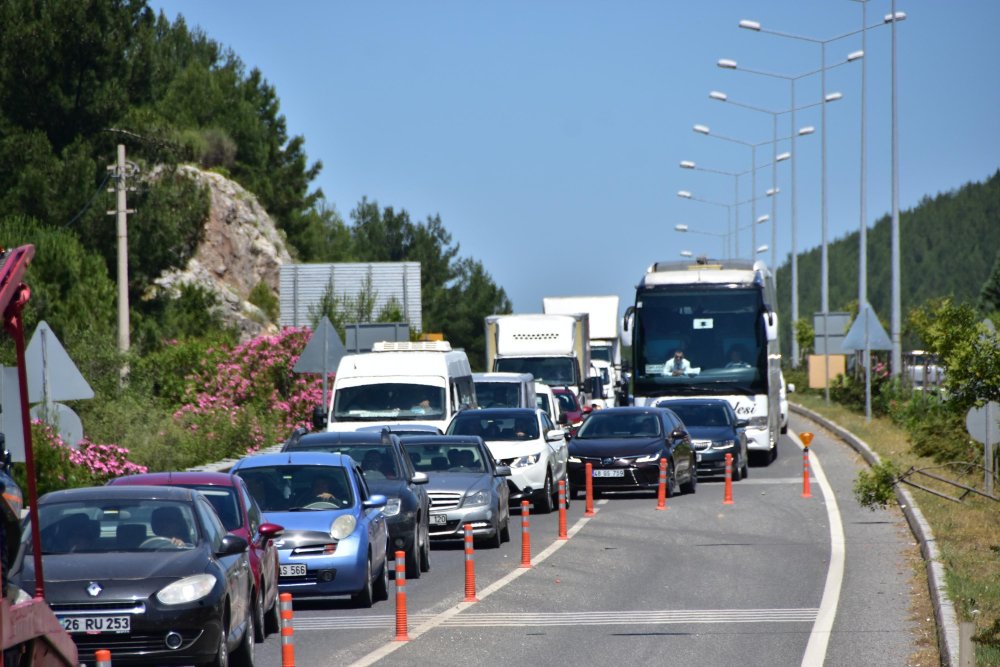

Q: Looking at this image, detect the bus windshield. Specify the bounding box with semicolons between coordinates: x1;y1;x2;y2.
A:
633;286;766;396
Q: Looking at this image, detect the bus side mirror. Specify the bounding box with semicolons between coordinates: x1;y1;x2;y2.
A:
763;311;779;342
311;405;327;431
623;305;635;333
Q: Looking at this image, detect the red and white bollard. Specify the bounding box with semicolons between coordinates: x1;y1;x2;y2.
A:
279;592;295;667
656;457;668;510
520;500;532;568
723;452;734;505
94;649;112;667
584;462;595;517
463;523;478;602
800;432;814;499
557;479;568;540
394;550;409;641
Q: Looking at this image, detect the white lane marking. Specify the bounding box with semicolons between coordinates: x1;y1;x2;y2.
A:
792;429;846;667
348;502;602;667
301;608;818;630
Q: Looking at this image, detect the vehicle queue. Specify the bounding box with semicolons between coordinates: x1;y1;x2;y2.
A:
8;298;763;665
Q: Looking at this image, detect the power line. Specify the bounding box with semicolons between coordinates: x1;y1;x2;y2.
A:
63;171;112;228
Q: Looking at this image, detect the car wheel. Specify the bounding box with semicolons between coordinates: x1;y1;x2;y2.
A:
732;454;743;482
665;459;678;498
352;556;374;608
231;608;255;667
201;616;229;667
481;516;502;549
499;507;511;543
680;457;697;494
741;453;749;480
251;588;266;644
769;443;778;463
419;520;431;573
563;477;571;509
264;592;280;637
536;472;555;514
373;557;389;602
405;533;421;580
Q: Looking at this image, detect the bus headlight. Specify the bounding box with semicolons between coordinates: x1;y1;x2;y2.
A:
748;416;769;429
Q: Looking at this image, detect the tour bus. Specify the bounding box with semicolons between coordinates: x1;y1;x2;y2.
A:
624;258;782;463
326;341;476;433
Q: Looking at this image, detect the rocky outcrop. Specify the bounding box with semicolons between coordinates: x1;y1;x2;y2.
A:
153;165;292;339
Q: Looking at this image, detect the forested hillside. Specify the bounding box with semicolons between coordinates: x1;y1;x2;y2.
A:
0;0;510;363
775;170;1000;354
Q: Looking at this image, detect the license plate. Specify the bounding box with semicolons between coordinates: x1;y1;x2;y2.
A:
280;564;307;577
58;616;130;634
592;469;624;478
430;513;448;525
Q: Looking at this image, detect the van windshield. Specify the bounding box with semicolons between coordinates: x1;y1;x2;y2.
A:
333;383;446;421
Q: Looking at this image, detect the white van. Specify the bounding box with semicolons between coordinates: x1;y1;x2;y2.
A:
534;382;562;426
327;341;476;433
473;372;536;409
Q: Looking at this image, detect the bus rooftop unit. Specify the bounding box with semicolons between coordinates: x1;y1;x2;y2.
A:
624;258;781;463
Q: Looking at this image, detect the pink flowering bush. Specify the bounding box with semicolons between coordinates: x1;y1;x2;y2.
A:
171;327;329;460
13;421;148;496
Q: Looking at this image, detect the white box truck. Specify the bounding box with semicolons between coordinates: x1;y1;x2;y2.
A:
542;295;621;373
484;314;591;400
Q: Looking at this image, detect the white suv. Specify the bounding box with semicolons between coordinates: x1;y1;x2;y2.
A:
446;408;569;513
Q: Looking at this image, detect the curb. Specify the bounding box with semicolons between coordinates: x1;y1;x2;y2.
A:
790;402;959;667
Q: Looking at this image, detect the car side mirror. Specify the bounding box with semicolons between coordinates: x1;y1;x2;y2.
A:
258;522;283;540
670;428;687;440
545;429;564;442
311;405;327;431
364;494;388;509
558;413;569;425
736;419;749;429
495;465;512;477
218;534;249;556
411;471;429;485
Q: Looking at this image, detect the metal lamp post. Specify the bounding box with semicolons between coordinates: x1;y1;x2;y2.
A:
674;223;728;258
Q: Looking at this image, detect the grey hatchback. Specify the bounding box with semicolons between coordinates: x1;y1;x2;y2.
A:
399;435;512;548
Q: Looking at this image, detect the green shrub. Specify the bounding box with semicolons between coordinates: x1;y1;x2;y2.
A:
248;280;280;323
854;459;902;510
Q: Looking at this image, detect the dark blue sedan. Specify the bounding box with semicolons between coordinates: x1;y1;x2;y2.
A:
656;398;749;481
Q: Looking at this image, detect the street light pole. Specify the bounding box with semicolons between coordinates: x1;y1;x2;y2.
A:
890;2;903;377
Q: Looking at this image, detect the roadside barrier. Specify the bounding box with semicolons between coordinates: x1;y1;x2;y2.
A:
279;592;295;667
800;432;814;499
520;500;532;568
557;479;568;540
94;649;112;667
463;523;478;602
584;462;595;516
723;453;734;505
394;550;409;641
656;457;668;510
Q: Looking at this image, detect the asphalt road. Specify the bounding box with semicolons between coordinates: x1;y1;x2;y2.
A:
251;414;920;666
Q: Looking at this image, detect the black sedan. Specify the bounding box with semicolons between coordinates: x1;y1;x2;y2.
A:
9;485;254;666
567;407;697;498
282;428;431;578
656;398;750;481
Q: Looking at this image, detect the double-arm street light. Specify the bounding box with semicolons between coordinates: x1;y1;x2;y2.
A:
674;223;729;258
718;52;861;370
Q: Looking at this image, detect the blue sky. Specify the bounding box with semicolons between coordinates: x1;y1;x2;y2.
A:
153;1;1000;317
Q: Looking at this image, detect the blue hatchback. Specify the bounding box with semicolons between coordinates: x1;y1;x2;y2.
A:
230;452;390;607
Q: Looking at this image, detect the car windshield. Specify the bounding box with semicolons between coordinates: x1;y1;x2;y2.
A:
404;443;486;473
236;465;354;511
475;382;522;408
333;383;446;421
575;412;662;439
661;404;730;428
26;500;199;554
176;485;241;531
447;414;539;441
291;443;399;481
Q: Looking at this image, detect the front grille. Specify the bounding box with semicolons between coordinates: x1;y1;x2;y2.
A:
71;629;203;653
428;491;462;511
293;544;336;556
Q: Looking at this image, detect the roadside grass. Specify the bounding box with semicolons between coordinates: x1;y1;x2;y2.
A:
794;393;1000;666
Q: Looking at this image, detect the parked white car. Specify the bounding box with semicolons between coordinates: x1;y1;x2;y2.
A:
446;408;569;513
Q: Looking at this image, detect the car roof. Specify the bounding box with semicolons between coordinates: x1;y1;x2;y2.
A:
232;451;355;469
356;424;442;435
399;434;485;447
589;406;665;415
40;484;198;504
284;430;400;451
656;398;733;408
108;471;238;487
454;408;536;418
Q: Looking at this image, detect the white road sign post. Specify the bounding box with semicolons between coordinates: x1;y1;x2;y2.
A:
966;401;999;496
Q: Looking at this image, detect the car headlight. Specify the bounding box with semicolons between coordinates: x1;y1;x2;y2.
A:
635;451;662;463
712;439;736;450
330;514;357;539
512;453;541;468
748;415;768;429
382;497;402;517
568;456;581;463
464;490;489;507
156;574;217;605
